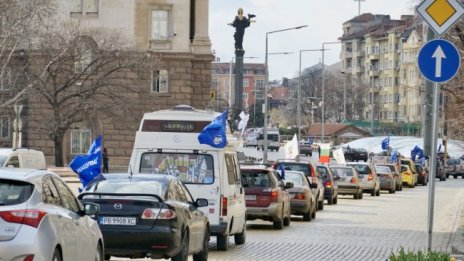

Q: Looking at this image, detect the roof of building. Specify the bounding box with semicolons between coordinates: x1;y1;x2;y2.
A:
307;123;371;137
268;86;288;101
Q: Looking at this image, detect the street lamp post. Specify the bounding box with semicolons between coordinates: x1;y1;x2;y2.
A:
321;41;342;143
263;25;308;164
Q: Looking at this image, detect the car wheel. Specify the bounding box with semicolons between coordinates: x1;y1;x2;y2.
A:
52;248;62;261
311;204;317;219
303;207;312;221
359;192;363;199
353;193;358;199
234;226;246;245
283;215;291;226
216;234;229;251
389;189;394;194
273;218;283;229
409;183;414;188
327;195;334;205
370;189;375;196
173;231;189;261
317;194;324;210
333;195;338;205
104;255;111;261
193;228;209;261
454;175;458;179
95;243;103;261
376;188;380;196
446;173;450;179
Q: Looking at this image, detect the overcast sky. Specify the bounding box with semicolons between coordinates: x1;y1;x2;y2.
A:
209;0;417;82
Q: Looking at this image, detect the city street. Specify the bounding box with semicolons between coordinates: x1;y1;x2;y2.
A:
86;148;464;261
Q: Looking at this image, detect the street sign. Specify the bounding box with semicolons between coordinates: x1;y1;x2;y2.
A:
418;39;461;83
416;0;464;36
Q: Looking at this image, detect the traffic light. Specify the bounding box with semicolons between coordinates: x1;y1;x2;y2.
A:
210;91;216;100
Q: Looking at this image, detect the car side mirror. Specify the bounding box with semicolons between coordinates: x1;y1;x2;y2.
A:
285;181;294;189
309;183;318;189
84;202;100;215
195;198;209;208
334;176;341;180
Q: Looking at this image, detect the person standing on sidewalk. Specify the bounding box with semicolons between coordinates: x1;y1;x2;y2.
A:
102;147;109;173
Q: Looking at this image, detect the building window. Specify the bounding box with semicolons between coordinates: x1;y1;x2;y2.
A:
243;79;249;87
74;48;93;74
0;116;10;139
71;0;98;16
0;68;12;91
256;93;264;100
212;78;219;88
71;123;91;154
255;79;264;87
242;92;248;100
152;69;169;93
151;9;169;40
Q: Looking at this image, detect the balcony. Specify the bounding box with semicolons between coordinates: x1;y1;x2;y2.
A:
368;53;380;60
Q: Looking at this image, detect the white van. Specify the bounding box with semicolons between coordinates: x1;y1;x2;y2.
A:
257;128;280;151
129;105;247;251
0;148;46;169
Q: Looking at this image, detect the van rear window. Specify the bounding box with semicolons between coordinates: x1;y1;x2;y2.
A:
140;153;214;184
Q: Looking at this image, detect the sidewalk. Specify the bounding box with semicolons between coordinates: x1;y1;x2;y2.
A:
452;203;464;260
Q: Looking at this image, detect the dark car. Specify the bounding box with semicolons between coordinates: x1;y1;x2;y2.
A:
344;148;368;162
445;158;463;179
316;165;338;205
299;142;313;156
415;164;428;185
273;160;325;211
241;165;293;229
283;170;317;221
79;174;210;261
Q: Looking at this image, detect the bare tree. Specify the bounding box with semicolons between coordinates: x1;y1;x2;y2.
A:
22;22;156;166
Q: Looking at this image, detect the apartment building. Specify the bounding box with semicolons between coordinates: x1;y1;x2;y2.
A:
340;13;423;129
0;0;214;167
211;62;266;109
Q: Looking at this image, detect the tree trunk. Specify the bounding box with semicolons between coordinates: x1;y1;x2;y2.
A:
54;135;64;167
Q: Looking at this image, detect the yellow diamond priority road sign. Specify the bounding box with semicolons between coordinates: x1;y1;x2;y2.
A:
417;0;464;36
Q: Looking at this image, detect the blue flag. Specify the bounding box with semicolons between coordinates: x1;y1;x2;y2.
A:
70;135;102;189
307;137;314;145
391;151;398;163
278;163;286;179
381;136;390;150
198;110;228;148
411;145;424;162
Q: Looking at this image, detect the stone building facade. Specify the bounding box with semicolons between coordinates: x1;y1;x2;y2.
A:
0;0;213;169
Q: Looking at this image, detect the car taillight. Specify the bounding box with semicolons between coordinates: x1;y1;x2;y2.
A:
264;188;279;202
324;180;332;188
294;193;305;200
0;210;47;228
350;177;357;184
23;255;34;261
141;208;176;220
367;174;374;181
221;196;228;216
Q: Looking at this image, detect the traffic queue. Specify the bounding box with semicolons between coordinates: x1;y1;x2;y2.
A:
0;105;443;261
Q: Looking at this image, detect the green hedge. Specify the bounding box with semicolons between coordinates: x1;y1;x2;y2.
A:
389;248;450;261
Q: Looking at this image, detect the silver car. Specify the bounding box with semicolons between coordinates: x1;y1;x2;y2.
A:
347;162;380;197
374;165;396;194
0;169;104;261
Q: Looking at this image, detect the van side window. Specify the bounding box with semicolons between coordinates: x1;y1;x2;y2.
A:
232;155;241;185
225;154;236;185
6;156;19;168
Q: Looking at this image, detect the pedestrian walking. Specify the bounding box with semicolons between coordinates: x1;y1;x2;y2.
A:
102;147;109;173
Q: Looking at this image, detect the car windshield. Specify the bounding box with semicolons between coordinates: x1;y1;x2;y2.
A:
85;180;167;199
0;179;34;206
375;166;390;174
278;163;310;176
330;167;354;177
348;164;369;175
139;153;214;184
241;170;272;188
0;156;7;166
284;172;304;186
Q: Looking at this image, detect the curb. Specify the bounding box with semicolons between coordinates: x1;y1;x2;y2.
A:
452;202;464;256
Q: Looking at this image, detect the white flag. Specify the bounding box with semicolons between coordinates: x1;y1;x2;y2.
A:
333;147;346;164
238;111;249;132
284;134;299;159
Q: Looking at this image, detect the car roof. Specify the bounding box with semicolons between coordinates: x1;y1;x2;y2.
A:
102;173;175;183
0;168;54;182
240;165;273;171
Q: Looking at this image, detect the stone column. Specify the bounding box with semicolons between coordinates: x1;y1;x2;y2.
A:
233;49;245;130
192;0;212;54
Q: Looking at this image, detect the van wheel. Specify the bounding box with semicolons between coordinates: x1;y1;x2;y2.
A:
52;248;62;261
234;226;246;245
216;234;229;251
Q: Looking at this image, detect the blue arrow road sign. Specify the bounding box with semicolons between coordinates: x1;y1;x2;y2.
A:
418;39;461;83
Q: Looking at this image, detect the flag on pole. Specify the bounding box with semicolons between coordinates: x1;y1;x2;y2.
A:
319;143;331;163
284;134;299;159
332;146;346;164
198;110;228;148
237;111;249;134
69;135;102;189
381;136;390;150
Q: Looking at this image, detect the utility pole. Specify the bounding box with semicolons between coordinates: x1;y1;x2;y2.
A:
354;0;365;16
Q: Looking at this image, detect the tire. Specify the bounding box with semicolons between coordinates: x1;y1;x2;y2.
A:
283;215;291;226
353;193;358;199
376;189;380;196
216;234;229;251
370;189;375;197
52;248;62;261
234;226;246;245
303;208;312;221
317;195;324;210
95;243;103;261
333;195;338;205
172;231;189;261
327;195;334;205
104;255;111;261
389;189;394;194
409;183;414;188
193;229;209;261
358;192;363;199
311;204;317;219
446;173;450;178
454;175;458;179
273;218;283;229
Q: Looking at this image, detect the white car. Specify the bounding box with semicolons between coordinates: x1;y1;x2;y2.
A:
0;169;104;261
244;134;258;147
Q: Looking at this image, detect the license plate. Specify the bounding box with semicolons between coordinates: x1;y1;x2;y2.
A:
245;195;256;201
100;217;136;226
